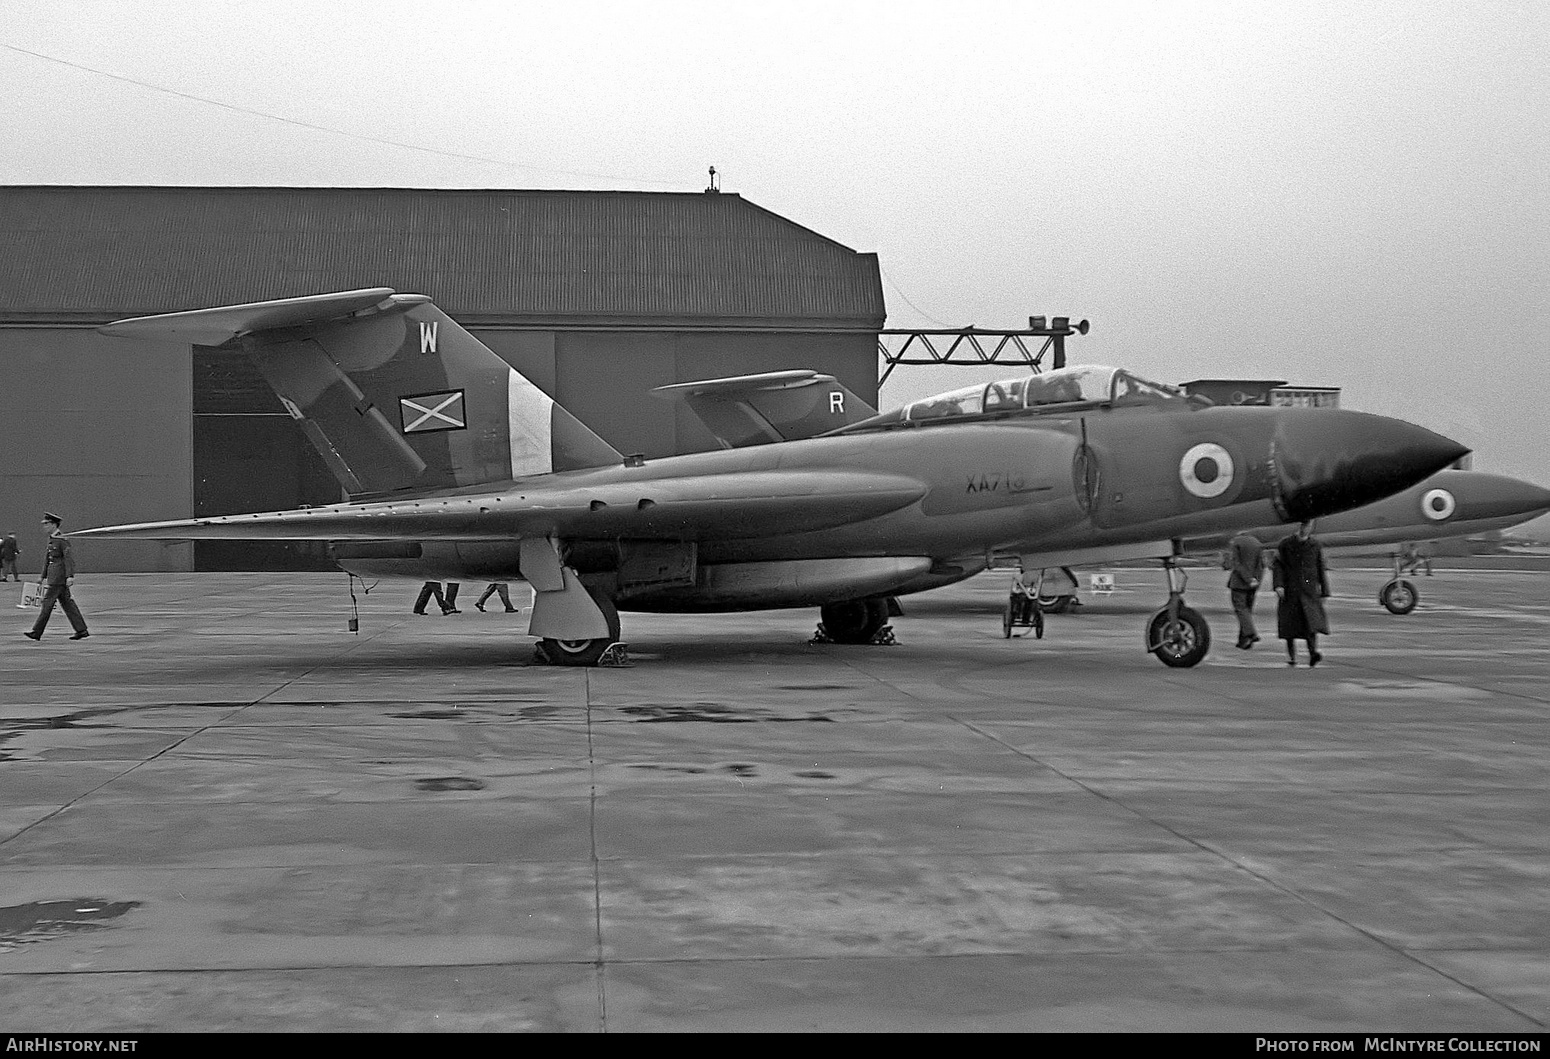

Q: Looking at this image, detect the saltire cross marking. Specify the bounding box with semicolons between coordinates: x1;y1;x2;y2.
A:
399;389;467;433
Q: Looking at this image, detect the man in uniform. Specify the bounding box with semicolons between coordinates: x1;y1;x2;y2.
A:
1223;530;1265;649
24;512;89;641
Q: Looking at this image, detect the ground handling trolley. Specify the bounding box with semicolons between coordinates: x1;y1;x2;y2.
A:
1002;575;1045;639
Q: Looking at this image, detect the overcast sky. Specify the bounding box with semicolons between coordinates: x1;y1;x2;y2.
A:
3;0;1547;528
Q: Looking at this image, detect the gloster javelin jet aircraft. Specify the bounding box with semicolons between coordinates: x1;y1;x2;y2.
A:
662;368;1550;618
77;289;1466;668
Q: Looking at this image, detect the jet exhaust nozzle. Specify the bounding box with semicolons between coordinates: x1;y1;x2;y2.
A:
1273;411;1470;522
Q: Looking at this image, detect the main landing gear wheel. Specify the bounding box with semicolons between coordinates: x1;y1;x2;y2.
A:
1380;578;1419;615
1147;604;1210;668
540;588;621;667
820;598;890;644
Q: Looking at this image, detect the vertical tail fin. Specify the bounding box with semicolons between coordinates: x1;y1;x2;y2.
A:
102;289;622;497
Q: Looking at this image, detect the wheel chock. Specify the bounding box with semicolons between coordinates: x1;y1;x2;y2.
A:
597;642;632;667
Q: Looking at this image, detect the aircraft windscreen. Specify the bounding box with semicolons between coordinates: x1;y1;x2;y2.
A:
905;383;985;420
897;365;1186;423
1111;370;1188;405
984;378;1028;412
1021;367;1113;406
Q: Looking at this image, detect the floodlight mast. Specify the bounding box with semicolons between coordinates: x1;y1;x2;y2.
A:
876;317;1090;385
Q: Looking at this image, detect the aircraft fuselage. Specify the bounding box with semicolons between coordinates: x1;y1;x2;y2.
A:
335;402;1463;612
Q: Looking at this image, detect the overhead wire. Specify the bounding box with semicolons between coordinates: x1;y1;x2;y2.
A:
878;266;954;328
0;40;689;188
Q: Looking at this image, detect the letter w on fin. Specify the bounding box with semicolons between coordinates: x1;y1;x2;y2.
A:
100;288;622;497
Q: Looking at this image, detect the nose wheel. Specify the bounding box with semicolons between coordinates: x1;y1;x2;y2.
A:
1146;559;1211;667
1380;577;1419;615
1379;551;1422;614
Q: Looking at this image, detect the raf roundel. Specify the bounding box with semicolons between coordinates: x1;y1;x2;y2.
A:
1421;487;1456;521
1179;442;1235;499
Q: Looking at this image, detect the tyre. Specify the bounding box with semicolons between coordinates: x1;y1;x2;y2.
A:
1033;608;1045;640
1002;604;1014;638
820;598;889;644
1038;594;1073;614
1379;578;1418;615
1146;604;1210;668
540;587;621;667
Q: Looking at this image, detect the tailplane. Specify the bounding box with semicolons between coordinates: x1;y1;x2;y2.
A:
102;289;622;497
653;370;875;448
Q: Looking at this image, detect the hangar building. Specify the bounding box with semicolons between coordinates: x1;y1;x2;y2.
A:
0;186;885;571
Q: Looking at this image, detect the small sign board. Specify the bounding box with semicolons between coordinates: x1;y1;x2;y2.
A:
1088;573;1115;595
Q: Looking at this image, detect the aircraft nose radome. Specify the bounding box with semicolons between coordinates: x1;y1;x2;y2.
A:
1273;411;1470;522
1495;478;1550;520
1424;472;1550;523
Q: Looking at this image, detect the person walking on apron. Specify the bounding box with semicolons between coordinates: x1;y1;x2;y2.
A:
24;512;88;641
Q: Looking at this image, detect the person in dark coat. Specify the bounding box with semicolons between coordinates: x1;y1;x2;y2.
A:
1273;520;1330;667
0;532;18;582
1223;530;1265;649
24;512;89;641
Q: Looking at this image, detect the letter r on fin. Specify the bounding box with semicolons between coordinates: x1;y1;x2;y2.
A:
829;391;844;414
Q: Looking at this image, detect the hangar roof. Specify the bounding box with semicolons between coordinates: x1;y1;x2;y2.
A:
0;186;885;330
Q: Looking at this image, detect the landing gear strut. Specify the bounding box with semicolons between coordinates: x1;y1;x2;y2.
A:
1145;559;1210;667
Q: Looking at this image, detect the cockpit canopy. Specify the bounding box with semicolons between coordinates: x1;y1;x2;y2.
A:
895;365;1190;423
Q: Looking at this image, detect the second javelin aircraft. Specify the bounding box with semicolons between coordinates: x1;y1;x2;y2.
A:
75;289;1467;667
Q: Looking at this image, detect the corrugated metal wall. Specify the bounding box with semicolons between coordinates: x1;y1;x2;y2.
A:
0;187;885;328
0;327;193;575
